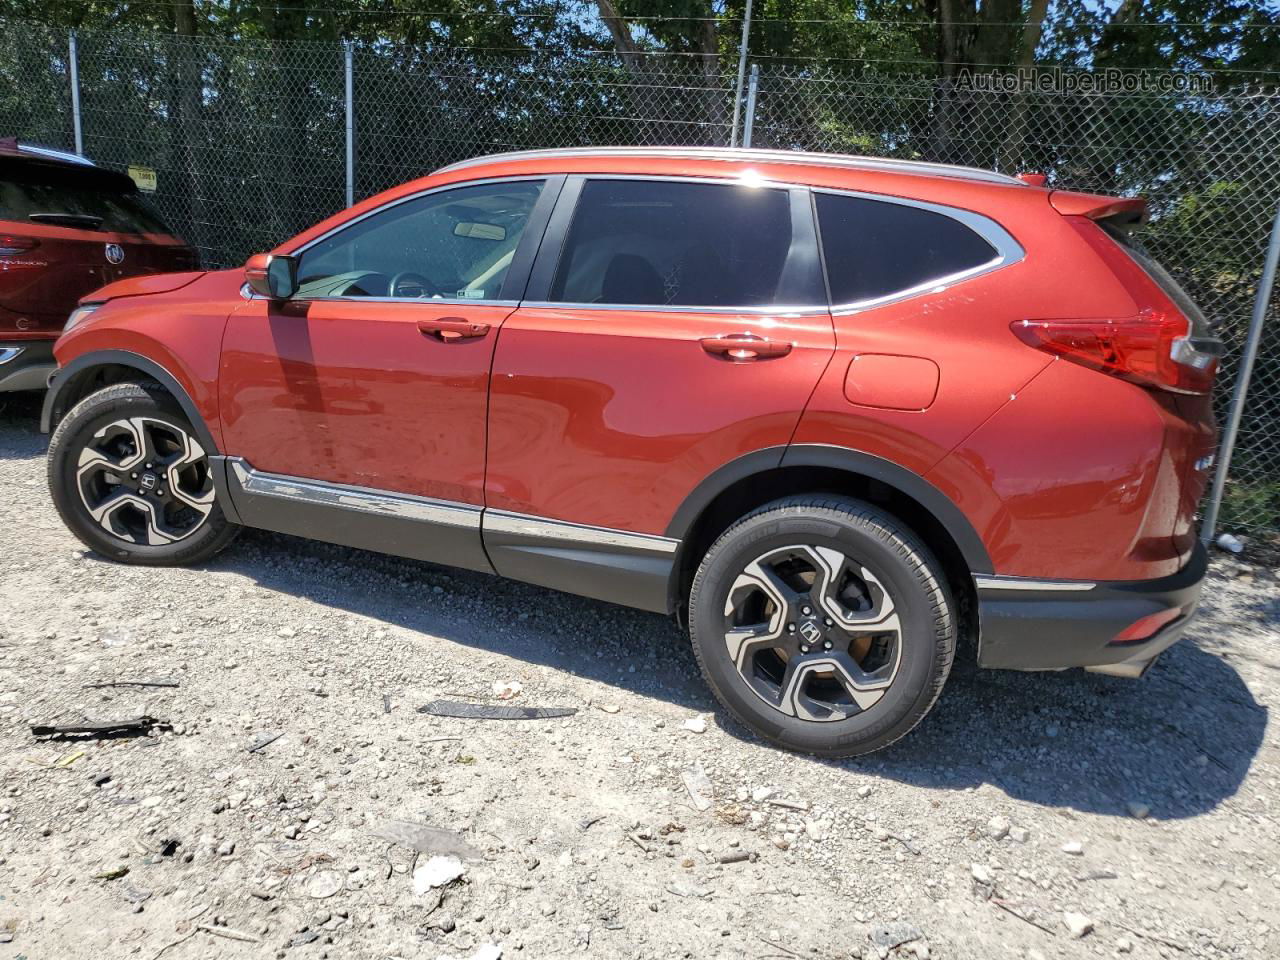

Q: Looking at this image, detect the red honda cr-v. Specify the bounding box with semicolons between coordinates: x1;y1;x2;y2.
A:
0;139;197;392
41;147;1220;756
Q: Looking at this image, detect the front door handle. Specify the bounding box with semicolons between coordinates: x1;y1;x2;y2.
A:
417;317;490;342
700;334;793;362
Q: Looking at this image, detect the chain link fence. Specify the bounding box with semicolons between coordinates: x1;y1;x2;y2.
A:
1;20;1277;535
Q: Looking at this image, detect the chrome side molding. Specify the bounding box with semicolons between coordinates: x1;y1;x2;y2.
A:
974;574;1096;592
226;458;680;554
485;509;680;555
228;458;482;530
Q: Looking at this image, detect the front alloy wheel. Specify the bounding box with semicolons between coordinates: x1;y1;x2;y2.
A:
48;381;238;565
688;496;954;757
76;416;215;545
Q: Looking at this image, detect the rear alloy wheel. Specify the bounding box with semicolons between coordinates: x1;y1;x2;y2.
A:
688;496;954;757
48;381;239;564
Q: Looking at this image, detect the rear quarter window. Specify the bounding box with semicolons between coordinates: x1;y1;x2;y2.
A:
816;193;999;305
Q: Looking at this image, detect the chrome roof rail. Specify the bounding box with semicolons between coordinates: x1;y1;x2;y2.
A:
434;146;1023;186
15;142;96;166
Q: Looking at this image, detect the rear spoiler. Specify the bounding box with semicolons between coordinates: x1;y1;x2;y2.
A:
1049;190;1147;228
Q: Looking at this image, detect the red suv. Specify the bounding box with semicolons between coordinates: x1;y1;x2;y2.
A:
41;147;1220;756
0;139;196;392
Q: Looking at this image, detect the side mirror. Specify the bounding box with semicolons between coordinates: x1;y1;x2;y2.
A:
244;253;298;299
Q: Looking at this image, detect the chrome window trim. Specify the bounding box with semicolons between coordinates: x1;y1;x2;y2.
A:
974;575;1096;592
229;459;481;530
228;458;680;554
518;301;830;317
434;147;1026;187
538;172;830;314
280;174;551;307
814;187;1025;315
486;509;680;555
0;347;24;365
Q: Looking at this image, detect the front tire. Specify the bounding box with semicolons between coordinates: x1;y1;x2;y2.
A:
688;496;954;757
47;381;239;565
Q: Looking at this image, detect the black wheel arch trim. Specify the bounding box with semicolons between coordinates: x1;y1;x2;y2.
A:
41;349;221;457
663;443;993;575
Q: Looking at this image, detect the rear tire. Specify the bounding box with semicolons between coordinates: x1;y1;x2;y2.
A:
687;495;954;757
47;381;239;565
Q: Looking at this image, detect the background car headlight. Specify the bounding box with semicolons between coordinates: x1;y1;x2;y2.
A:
64;303;101;333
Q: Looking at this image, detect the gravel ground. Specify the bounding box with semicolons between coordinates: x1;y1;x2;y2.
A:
2;390;1278;960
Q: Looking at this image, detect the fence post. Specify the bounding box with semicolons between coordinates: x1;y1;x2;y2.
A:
729;0;754;147
1201;199;1280;544
343;40;355;208
742;64;759;148
68;30;83;155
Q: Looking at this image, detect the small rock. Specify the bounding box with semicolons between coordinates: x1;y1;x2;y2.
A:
986;816;1010;840
751;786;776;803
856;785;872;798
413;855;465;894
680;715;707;734
1009;827;1030;843
306;870;344;899
804;819;830;842
1062;912;1094;939
216;840;235;856
1061;841;1084;856
681;762;714;812
869;922;922;950
491;680;522;700
1126;801;1151;819
970;863;993;885
1115;936;1134;953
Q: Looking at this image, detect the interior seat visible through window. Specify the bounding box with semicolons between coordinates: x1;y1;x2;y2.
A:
548;178;818;308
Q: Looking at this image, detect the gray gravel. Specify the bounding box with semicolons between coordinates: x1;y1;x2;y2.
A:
1;390;1278;959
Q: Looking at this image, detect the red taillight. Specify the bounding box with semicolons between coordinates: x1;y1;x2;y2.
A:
0;235;39;256
1011;310;1218;395
1111;607;1182;644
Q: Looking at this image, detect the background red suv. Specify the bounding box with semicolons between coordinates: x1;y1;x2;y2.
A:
0;139;196;392
40;147;1220;756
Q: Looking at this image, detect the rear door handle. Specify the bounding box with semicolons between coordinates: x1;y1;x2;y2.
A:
700;334;793;361
417;317;490;342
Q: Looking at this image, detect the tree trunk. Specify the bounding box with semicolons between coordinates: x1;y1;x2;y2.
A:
697;11;724;146
996;0;1051;173
170;0;204;259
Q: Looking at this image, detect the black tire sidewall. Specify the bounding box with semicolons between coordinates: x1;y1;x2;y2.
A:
689;500;952;757
48;383;236;565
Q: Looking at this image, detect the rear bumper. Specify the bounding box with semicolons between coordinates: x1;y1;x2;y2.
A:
0;339;56;392
975;542;1207;674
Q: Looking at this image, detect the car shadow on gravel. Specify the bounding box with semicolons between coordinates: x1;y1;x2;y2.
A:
0;392;47;458
818;635;1267;821
207;528;1264;822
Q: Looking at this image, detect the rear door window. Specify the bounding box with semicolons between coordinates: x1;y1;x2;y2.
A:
816;192;999;305
0;163;173;235
548;178;820;308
